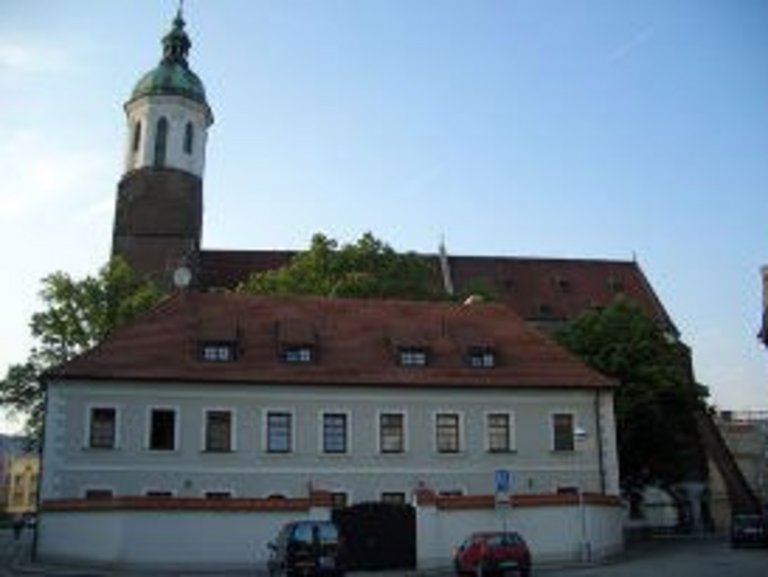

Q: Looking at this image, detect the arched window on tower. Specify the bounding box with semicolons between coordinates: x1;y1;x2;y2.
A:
183;122;194;155
132;121;142;153
154;117;168;167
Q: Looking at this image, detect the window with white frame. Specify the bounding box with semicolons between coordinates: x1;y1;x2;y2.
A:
380;413;405;453
267;411;292;453
200;341;236;362
552;413;575;452
398;347;427;366
436;413;460;453
149;408;177;451
322;413;347;454
88;407;117;449
468;347;496;368
205;409;233;452
282;345;313;363
487;412;513;452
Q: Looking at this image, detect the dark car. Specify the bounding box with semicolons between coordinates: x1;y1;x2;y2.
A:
453;531;531;577
267;520;345;576
730;513;767;548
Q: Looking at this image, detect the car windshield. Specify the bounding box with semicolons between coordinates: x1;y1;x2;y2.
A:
485;533;523;547
733;516;762;529
292;523;338;545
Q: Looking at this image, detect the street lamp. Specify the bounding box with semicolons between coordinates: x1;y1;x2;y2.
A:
573;426;591;563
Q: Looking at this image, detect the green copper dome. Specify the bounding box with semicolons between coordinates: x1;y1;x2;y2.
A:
130;12;207;105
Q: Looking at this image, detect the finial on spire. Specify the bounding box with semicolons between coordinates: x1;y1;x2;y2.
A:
162;1;191;67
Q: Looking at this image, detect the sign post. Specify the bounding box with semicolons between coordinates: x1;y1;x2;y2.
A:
494;470;512;532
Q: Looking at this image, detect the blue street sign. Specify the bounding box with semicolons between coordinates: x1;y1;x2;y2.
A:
495;469;511;494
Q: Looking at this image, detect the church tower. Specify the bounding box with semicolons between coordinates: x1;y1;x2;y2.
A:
112;8;213;288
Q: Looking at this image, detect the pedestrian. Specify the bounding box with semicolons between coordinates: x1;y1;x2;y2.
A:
12;515;24;540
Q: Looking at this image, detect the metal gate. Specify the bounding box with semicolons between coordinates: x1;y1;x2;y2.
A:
332;502;416;570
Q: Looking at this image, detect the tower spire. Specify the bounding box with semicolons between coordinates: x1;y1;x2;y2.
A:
162;3;191;67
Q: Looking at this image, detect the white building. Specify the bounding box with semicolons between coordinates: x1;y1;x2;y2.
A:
38;292;623;570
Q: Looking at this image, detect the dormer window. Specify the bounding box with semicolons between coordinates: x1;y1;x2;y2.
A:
398;347;428;367
282;345;313;364
468;347;496;368
607;277;624;294
553;276;570;293
200;341;236;362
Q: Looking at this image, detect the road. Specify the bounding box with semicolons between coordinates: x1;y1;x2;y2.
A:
1;530;766;576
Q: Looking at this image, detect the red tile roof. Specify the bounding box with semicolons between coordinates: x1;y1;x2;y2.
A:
48;293;614;390
199;250;675;333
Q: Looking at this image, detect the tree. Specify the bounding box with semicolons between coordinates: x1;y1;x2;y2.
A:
238;232;444;301
556;297;707;493
0;257;164;437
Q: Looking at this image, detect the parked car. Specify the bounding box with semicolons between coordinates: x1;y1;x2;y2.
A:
730;513;767;548
266;520;346;576
453;531;531;577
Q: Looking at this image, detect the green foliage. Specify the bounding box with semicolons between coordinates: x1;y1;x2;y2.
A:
556;297;706;491
0;257;164;436
238;232;443;301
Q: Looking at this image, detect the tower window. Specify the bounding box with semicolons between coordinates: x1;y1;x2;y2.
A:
132;121;142;153
184;122;194;155
154;117;168;167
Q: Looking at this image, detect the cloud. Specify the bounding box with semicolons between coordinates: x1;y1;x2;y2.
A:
0;130;110;220
0;40;74;73
607;24;657;64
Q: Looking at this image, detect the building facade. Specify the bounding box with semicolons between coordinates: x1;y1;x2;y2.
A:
38;293;623;568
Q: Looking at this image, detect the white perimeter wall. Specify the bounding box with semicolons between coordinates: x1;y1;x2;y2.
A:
417;502;624;569
38;503;623;570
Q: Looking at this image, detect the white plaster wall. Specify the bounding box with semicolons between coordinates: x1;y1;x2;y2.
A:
43;380;619;503
124;95;211;177
416;503;624;569
39;508;329;569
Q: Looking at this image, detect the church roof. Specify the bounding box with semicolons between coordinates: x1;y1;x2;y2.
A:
198;249;676;334
46;292;614;390
129;11;208;106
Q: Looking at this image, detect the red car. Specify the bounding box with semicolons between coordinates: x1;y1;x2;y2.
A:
453;531;532;577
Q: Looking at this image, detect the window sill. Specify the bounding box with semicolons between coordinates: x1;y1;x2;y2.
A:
487;449;517;455
201;449;235;454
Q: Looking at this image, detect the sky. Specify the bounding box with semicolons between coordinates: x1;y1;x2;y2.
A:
1;0;767;433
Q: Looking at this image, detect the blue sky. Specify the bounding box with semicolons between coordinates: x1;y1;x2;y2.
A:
1;0;767;432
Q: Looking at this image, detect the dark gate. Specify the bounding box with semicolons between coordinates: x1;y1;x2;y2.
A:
332;502;416;571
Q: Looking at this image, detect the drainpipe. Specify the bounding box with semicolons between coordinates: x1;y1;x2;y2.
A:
595;390;606;494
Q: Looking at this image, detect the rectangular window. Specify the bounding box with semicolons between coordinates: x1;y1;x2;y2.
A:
267;412;292;453
436;413;460;453
283;346;313;363
85;489;114;500
398;347;427;366
200;342;236;362
149;408;176;451
89;407;116;449
381;492;406;505
488;413;511;452
145;490;173;497
469;348;496;368
552;413;575;452
323;413;347;454
380;413;405;453
330;492;348;510
205;410;233;452
204;491;232;499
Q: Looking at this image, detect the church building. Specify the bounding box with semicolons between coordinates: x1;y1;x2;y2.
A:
34;8;721;571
